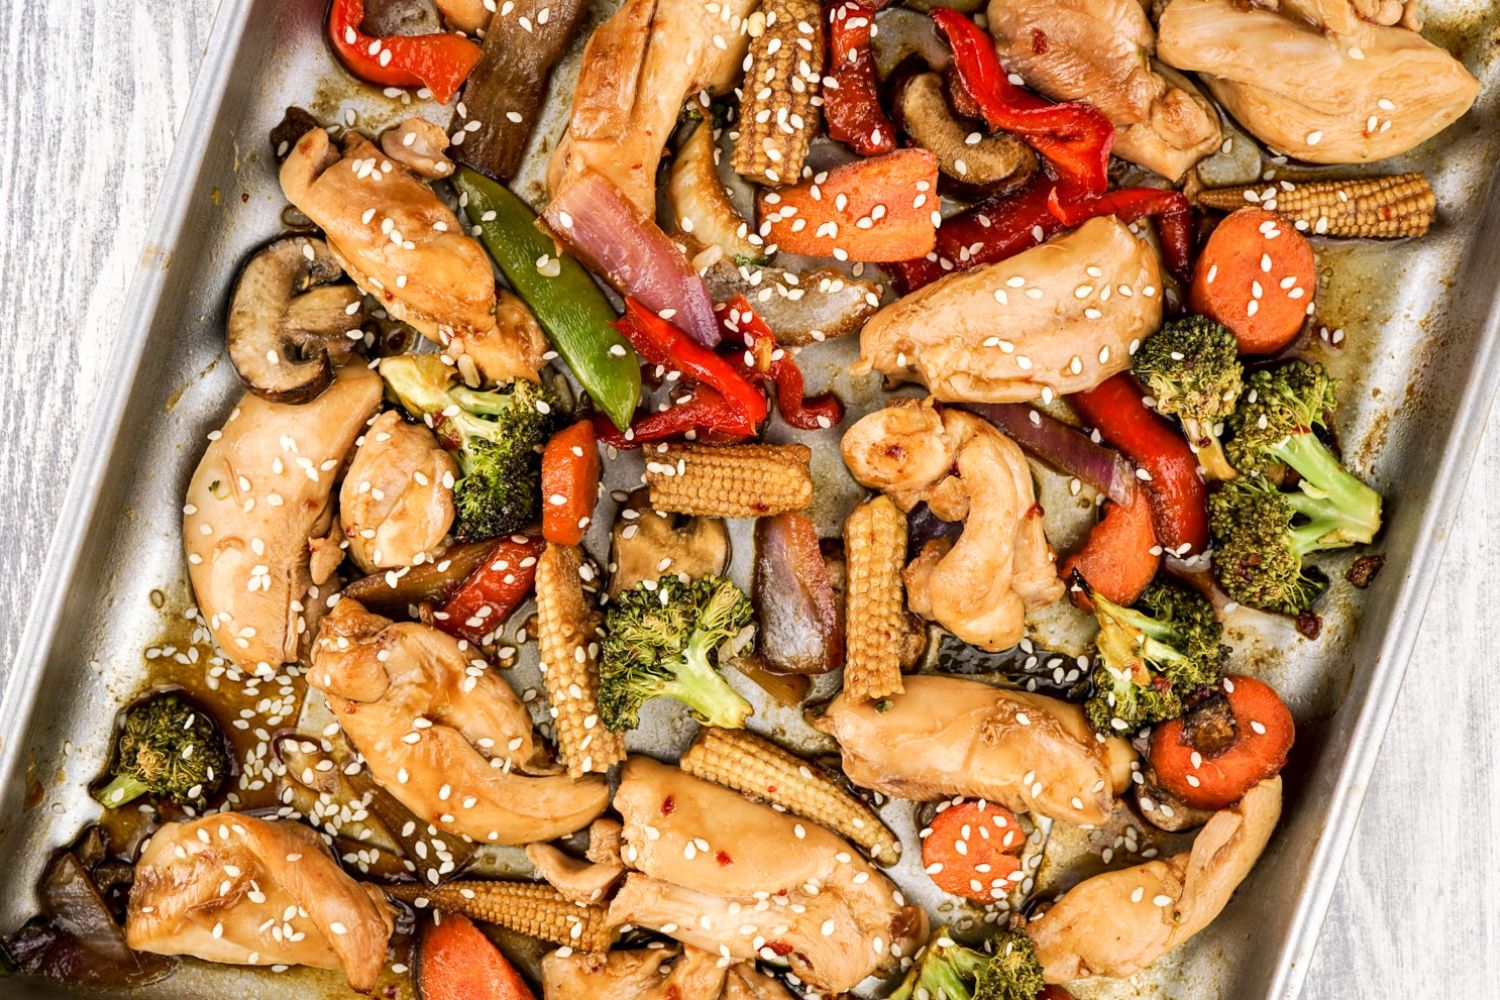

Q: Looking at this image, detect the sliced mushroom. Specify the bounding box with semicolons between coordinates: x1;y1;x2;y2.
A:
608;489;729;597
896;71;1036;194
668;123;766;264
379;117;454;180
227;236;362;404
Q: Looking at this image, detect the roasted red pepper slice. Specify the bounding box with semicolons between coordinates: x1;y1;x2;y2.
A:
1071;374;1210;557
886;177;1063;292
718;296;845;431
327;0;482;104
1049;185;1195;285
825;2;898;156
614;299;769;427
931;8;1113;196
592;386;757;450
436;534;546;644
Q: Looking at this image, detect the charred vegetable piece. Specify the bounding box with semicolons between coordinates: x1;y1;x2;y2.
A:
1196;173;1435;239
680;727;901;863
733;0;824;185
895;71;1035;193
226;236;361;404
1150;675;1294;810
890;925;1045;1000
1131;315;1243;482
450;0;587;181
540;421;601;547
436;534;545;645
327;0;481;104
341;539;496;616
921;800;1023;903
670;125;765;262
963;403;1137;508
644;442;812;518
719;295;845;431
842;496;907;704
759;148;940;262
825;1;898;156
453;170;640;431
600;574;755;731
754;512;843;675
415;911;537;1000
94;692;228;811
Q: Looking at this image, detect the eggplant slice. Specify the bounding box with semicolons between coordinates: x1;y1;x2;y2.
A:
227;235;363;404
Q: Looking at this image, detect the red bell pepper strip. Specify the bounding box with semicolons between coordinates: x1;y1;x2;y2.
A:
614;299;769;427
592;386;757;450
718;296;845;431
887;177;1063;292
327;0;482;104
825;2;898;156
436;534;546;644
1048;185;1196;285
931;8;1113;196
1071;374;1210;557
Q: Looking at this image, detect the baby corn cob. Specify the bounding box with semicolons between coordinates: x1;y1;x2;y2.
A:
732;0;824;186
645;442;813;518
681;726;902;864
535;543;627;778
1196;172;1435;238
386;880;612;951
842;496;907;704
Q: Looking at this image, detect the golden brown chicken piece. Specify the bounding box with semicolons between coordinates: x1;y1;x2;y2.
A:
280;127;544;383
987;0;1220;181
1028;777;1282;981
842;400;1064;650
1157;0;1478;164
308;598;609;846
526;819;627;904
607;757;927;994
814;675;1136;826
184;365;381;675
125;814;394;993
547;0;759;217
855;217;1162;403
542;944;758;1000
724;964;796;999
339;410;458;573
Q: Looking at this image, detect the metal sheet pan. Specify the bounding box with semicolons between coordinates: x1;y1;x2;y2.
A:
0;0;1497;997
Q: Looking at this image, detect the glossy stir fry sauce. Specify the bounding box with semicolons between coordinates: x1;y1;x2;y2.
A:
4;0;1478;996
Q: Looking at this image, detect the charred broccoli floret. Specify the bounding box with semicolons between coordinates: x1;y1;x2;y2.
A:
891;927;1046;1000
379;354;558;541
600;574;755;731
1083;579;1228;735
1132;315;1243;480
94;692;229;811
1209;476;1334;614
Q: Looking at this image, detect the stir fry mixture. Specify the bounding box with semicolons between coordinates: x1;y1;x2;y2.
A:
4;0;1480;996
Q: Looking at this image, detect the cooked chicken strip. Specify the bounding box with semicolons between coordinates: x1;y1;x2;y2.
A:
814;675;1135;826
1157;0;1478;165
125;814;394;993
340;410;458;573
987;0;1220;181
309;598;609;846
608;757;926;994
526;818;626;904
725;964;795;999
1028;777;1281;981
547;0;757;216
842;400;1063;649
541;944;731;999
855;217;1162;403
185;365;381;675
281;127;544;383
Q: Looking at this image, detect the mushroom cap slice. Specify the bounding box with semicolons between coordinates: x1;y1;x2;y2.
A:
227;236;361;404
896;71;1036;193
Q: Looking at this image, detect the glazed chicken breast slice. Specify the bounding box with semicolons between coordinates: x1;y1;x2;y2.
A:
308;598;609;846
855;217;1162;403
1156;0;1478;164
1028;777;1282;981
280;127;544;383
842;400;1064;650
814;675;1136;826
125;814;394;993
547;0;757;216
339;409;458;573
987;0;1220;181
542;944;731;999
607;757;927;994
184;364;381;675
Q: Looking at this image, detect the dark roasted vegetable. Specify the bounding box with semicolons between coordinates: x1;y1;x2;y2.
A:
754;513;844;674
94;692;229;811
890;926;1046;1000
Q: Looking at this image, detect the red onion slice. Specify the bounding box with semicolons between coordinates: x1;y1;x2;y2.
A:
965;402;1136;507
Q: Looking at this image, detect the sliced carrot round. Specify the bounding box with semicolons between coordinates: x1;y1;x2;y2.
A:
921;799;1024;904
1150;674;1295;810
1189;208;1316;356
416;913;536;1000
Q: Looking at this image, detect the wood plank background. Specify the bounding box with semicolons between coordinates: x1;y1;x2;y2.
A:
0;1;1493;995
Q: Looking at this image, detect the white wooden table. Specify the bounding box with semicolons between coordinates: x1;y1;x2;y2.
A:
0;1;1493;995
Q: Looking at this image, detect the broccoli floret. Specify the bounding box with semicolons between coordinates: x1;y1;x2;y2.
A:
1132;315;1243;481
1082;580;1228;735
94;692;229;811
600;574;755;731
1209;476;1334;614
1225;360;1382;546
891;927;1046;1000
379;354;558;541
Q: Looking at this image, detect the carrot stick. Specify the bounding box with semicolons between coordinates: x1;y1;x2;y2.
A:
416;913;536;1000
541;420;601;546
921;799;1024;904
1189;208;1316;356
1059;487;1160;610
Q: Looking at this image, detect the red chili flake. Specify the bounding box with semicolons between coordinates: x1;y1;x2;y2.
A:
766;941;794;956
661;795;675;816
766;784;778;794
1031;29;1048;54
716;851;734;866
